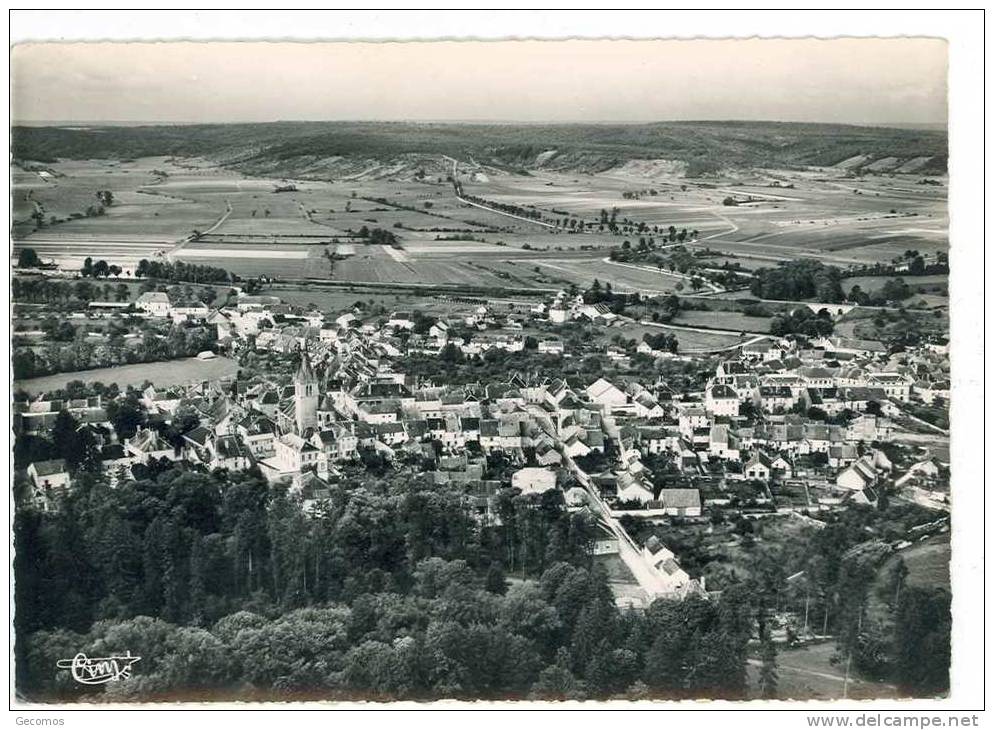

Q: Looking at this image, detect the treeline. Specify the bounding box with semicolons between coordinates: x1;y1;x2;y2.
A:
136;259;237;284
15;466;756;701
850;250;949;278
460;193;546;222
750;260;845;303
12;324;216;380
13;277;130;306
80;256;124;278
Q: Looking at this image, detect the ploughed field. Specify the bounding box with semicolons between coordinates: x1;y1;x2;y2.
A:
12;155;947;297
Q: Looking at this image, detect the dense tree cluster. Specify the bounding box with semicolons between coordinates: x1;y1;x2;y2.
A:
770;308;835;337
750;260;845;303
892;587;951;695
12;323;216;380
16;248;43;268
355;226;401;247
15;465;757;701
136;259;236;284
80;257;123;278
642;332;679;353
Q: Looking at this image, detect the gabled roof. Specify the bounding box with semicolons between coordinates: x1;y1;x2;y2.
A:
586;377;623;400
215;435;249;460
182;426;212;448
137;291;170;304
100;444;126;461
130;428;173;453
708;384;738;400
745;451;772;470
30;458;67;476
798;366;837;380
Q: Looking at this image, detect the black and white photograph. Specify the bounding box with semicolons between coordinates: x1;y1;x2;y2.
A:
7;10;984;716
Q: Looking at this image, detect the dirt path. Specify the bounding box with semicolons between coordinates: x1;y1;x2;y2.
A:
166;199;232;260
201;199;233;236
701;209;740;240
446;154;558;230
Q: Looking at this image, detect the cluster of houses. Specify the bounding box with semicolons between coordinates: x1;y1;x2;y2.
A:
135;290;212;323
543;290;620;326
16;289;950;602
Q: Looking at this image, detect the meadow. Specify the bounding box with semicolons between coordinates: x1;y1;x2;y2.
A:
13;355;240;395
670;309;773;334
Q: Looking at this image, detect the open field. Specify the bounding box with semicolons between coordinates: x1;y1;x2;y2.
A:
12;141;947;303
13;355;240;395
880;533;950;591
528;258;686;294
610;320;749;352
671;309;773;333
747;641;899;700
841;273;948;294
12;157;226;242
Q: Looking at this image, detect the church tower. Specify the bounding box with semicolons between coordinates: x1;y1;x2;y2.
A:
294;347;318;433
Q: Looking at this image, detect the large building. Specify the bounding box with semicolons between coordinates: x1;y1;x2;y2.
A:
294;350;319;433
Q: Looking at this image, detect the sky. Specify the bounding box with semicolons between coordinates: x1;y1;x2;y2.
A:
11;38;948;126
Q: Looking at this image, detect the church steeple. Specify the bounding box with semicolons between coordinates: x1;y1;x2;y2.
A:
295;347;316;386
294;346;318;433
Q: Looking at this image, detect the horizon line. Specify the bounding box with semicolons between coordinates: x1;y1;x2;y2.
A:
11;118;949;130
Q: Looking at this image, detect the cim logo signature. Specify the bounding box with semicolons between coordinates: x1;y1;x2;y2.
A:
56;652;141;685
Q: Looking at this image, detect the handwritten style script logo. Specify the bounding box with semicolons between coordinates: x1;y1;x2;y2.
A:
56;652;141;685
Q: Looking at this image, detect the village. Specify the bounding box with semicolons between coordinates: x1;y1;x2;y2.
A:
13;271;952;610
9;20;973;707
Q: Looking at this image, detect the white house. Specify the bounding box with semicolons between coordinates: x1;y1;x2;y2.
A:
678;406;709;440
744;451;772;481
538;337;565;355
657;489;702;517
837;458;879;491
705;384;740;417
866;373;912;403
135;291;172;317
27;459;71;498
285;433;320;470
170;301;210;323
585;378;628;410
616;472;654;505
709;424;740;461
387;311;416;330
125;427;180;464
